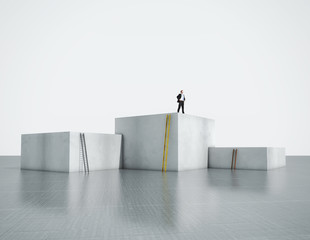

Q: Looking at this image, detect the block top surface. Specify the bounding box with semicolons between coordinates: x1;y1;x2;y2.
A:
115;113;214;121
22;131;70;136
22;131;121;136
209;147;285;150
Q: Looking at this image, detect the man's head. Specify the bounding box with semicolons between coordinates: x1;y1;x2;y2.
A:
180;90;183;94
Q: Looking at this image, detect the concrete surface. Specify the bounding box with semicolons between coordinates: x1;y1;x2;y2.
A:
115;113;215;171
208;147;286;170
21;132;122;172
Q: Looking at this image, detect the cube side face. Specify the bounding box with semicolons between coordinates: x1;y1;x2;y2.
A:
178;115;215;171
21;132;70;172
115;113;178;171
85;133;122;171
69;132;80;172
267;148;286;170
70;133;122;172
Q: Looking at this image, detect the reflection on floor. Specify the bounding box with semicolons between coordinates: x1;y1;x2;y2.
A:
0;156;310;239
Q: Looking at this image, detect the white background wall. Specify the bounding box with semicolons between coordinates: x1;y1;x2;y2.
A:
1;0;309;155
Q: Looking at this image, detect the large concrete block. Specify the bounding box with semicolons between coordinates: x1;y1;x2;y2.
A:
21;132;122;172
115;113;215;171
208;147;286;170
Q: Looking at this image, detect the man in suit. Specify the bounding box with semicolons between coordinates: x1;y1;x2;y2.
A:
176;90;185;114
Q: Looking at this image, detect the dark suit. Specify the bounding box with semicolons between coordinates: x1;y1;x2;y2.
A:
176;94;185;113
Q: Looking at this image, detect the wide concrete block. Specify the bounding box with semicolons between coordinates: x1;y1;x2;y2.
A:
21;132;122;172
115;113;215;171
208;147;286;170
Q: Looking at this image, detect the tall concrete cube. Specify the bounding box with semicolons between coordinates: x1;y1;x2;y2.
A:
208;147;286;170
21;132;122;172
115;113;215;171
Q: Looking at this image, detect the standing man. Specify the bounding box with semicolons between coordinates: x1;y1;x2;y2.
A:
176;90;185;114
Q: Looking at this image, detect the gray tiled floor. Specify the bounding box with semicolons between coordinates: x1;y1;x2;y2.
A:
0;156;310;240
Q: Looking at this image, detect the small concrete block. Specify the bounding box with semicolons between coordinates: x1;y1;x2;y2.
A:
21;132;122;172
208;147;286;170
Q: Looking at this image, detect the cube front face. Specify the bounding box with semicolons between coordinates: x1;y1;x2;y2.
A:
115;113;178;171
115;113;215;171
21;132;70;172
